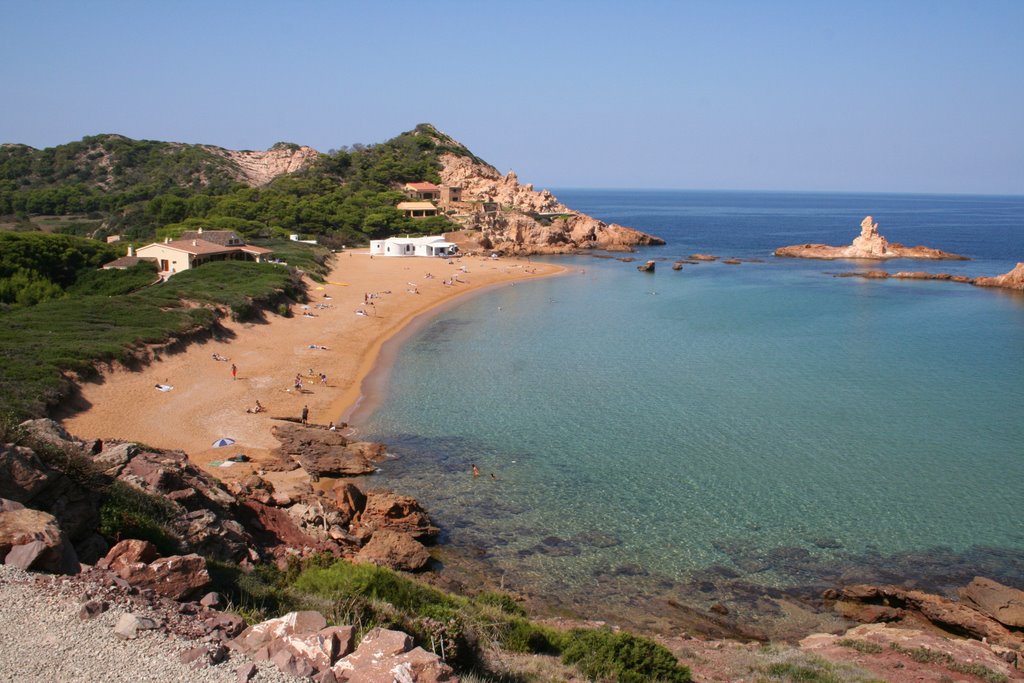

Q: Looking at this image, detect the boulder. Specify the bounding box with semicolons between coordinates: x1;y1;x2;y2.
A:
356;529;431;571
0;445;58;502
331;481;367;522
636;260;655;272
0;507;79;574
90;442;138;476
331;628;454;682
98;538;160;573
232;611;329;653
960;577;1024;628
18;419;79;448
110;551;210;600
113;613;160;639
355;492;439;541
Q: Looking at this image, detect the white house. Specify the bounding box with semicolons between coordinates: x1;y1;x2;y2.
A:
369;235;459;257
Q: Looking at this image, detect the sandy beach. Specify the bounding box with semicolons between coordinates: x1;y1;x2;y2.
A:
60;250;564;477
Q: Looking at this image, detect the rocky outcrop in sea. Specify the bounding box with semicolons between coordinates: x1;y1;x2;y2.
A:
775;216;969;260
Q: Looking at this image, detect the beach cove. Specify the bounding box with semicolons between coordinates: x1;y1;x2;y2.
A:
59;250;565;482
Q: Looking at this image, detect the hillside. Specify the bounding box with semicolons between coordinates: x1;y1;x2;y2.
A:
0;125;661;252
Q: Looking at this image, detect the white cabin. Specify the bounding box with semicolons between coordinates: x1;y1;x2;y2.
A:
369;235;459;257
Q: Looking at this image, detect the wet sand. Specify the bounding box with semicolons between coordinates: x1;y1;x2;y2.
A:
60;250;564;476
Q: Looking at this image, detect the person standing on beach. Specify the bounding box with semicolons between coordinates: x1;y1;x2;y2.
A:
301;405;309;425
231;363;237;380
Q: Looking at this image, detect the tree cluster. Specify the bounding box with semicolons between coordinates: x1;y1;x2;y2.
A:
1;124;464;244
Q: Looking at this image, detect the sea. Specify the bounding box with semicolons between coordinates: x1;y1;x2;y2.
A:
357;190;1024;636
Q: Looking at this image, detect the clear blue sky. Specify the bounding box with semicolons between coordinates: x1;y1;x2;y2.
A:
2;1;1022;194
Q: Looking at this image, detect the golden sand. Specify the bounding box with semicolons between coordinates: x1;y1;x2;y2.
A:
60;251;563;477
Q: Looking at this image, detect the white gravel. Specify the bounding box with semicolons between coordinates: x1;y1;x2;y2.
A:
0;564;300;683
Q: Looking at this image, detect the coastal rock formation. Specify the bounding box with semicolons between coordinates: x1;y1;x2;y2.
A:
828;582;1024;651
356;528;431;571
775;216;968;260
960;576;1024;628
271;423;386;478
637;260;656;272
204;143;320;187
437;150;664;254
974;262;1024;291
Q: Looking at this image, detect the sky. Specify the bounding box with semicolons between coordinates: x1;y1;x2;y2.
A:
1;1;1022;195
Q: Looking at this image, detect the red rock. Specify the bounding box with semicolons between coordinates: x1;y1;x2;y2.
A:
119;553;210;600
98;539;160;572
0;507;79;574
235;662;257;683
959;576;1024;628
356;530;430;571
356;492;439;540
332;628;454;682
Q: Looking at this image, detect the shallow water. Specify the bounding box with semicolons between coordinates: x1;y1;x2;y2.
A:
358;191;1024;633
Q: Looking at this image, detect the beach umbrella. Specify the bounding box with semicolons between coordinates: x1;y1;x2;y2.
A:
211;437;235;448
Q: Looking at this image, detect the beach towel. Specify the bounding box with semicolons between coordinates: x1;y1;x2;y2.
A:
155;384;174;392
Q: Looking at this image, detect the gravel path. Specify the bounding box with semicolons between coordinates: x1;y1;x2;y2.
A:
0;564;299;683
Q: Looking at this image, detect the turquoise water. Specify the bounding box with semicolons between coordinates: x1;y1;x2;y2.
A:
358;191;1024;630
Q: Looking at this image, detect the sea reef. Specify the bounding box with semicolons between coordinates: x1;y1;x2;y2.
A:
439;151;664;254
834;261;1024;292
974;261;1024;290
775;216;968;260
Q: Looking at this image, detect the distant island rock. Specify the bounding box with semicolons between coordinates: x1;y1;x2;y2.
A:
774;216;968;261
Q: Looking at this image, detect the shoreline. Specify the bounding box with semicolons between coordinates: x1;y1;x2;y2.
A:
58;250;567;479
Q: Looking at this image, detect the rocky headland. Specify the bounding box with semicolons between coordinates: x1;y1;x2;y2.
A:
775;216;969;260
438;148;664;254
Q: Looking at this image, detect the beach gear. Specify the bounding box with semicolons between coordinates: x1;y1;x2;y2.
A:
211;437;235;448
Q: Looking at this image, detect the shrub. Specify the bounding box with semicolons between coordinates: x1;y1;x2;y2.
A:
98;481;181;555
559;627;691;683
473;591;526;617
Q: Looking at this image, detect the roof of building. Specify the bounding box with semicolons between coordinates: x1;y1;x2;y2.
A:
139;238;236;256
396;201;438;211
403;182;440;192
180;230;243;246
381;235;454;246
239;244;274;255
101;256;156;269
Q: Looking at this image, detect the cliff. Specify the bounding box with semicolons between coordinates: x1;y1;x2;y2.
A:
202;142;320;187
437;145;664;254
775;216;968;260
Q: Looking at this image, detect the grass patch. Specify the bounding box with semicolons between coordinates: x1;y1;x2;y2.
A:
836;638;884;654
0;259;308;419
889;644;1007;683
98;480;182;555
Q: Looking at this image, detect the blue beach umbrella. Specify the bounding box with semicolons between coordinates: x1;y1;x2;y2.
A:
211;437;236;448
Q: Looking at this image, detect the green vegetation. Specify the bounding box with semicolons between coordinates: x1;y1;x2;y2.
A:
98;480;182;555
0;232;324;420
756;655;880;682
207;556;691;682
836;638;884;654
888;643;1008;683
1;124;467;244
